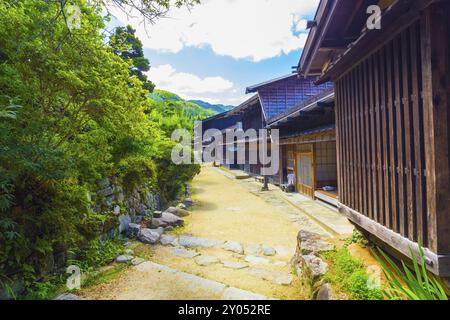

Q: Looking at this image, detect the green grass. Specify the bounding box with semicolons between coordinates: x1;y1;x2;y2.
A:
345;229;369;247
322;247;384;300
80;264;128;289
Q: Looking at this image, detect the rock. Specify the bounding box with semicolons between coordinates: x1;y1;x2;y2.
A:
299;230;322;242
166;206;190;217
248;268;293;286
118;215;131;234
272;261;288;267
113;205;121;215
153;212;184;227
152;227;165;236
138;228;161;244
222;287;268;300
131;257;146;266
127;223;141;237
245;244;263;256
316;283;334;300
179;235;224;248
222;241;244;254
151;218;168;228
55;293;83;300
183;198;193;207
97;178;110;189
273;246;290;257
292;230;334;268
160;234;179;246
171;247;200;259
301;239;335;255
103;196;114;207
136;204;147;216
222;261;249;270
262;244;276;256
116;255;134;263
124;249;134;255
133;216;144;224
153;211;163;218
97;186;113;197
177;203;187;210
195;255;221;266
302;254;328;279
116;190;125;203
245;256;270;265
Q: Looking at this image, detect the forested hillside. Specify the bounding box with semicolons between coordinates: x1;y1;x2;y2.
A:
0;0;202;298
188;100;234;114
149;90;216;119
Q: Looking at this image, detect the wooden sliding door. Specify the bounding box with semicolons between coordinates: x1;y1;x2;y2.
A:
295;144;316;198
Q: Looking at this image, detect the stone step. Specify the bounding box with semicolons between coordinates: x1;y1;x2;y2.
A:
280;192;354;236
134;261;274;300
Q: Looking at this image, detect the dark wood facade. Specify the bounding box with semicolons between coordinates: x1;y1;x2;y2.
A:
269;90;338;201
299;0;450;275
204;74;333;178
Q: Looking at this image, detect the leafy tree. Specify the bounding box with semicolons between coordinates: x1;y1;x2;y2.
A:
0;0;202;297
110;25;155;92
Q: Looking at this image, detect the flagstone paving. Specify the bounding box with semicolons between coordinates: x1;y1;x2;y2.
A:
81;166;350;300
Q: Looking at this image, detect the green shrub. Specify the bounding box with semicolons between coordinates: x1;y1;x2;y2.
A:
69;238;126;272
323;247;383;300
0;0;201;296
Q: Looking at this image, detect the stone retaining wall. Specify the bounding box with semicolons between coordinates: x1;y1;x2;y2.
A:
291;230;335;300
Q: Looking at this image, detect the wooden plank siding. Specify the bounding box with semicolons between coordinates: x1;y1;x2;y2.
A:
421;3;450;256
336;20;431;251
297;0;450;275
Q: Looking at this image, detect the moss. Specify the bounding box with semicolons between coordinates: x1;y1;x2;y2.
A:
345;229;369;247
322;247;384;300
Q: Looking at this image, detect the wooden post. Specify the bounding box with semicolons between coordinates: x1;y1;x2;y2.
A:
421;3;450;255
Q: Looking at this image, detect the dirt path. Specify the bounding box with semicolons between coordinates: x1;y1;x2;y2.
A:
81;166;331;300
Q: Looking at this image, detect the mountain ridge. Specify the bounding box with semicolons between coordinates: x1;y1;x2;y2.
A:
188;99;234;115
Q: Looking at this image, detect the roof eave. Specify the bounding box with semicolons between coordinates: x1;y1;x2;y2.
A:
245;74;297;94
268;89;335;127
298;0;339;76
317;0;438;83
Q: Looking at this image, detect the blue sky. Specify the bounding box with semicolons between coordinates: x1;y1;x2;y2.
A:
107;0;320;105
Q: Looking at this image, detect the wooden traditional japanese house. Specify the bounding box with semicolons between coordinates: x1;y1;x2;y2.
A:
232;74;332;180
202;74;332;178
298;0;450;276
267;89;338;206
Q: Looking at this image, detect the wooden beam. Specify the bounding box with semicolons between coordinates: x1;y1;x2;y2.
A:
339;204;450;276
340;0;364;39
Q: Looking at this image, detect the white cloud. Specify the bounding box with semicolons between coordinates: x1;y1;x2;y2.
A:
147;64;235;101
108;0;319;61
